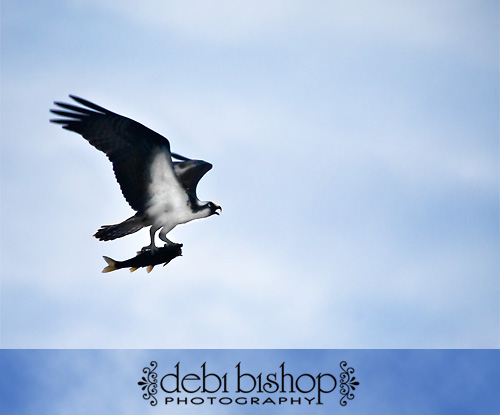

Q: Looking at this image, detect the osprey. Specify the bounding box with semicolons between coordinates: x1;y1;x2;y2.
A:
50;95;221;252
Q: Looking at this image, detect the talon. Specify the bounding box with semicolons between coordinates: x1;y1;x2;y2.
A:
164;242;183;248
141;244;158;254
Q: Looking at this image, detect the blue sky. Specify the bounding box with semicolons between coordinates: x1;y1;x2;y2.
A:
1;0;499;349
1;350;499;414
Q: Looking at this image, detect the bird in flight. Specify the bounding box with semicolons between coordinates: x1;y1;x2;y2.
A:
50;95;221;253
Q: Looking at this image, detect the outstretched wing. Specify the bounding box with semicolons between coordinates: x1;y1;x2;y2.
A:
173;160;213;201
50;95;176;212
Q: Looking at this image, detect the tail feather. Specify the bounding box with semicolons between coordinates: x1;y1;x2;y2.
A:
94;214;144;241
102;256;117;273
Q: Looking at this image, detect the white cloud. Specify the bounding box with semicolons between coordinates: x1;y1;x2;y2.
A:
67;0;495;61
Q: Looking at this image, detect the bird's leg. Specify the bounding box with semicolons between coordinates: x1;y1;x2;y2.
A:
159;229;182;248
141;226;159;253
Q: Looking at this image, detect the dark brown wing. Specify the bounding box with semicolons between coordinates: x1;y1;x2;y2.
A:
173;160;213;201
50;95;172;212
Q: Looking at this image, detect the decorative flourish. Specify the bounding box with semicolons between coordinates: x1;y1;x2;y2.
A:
339;361;359;406
138;361;158;406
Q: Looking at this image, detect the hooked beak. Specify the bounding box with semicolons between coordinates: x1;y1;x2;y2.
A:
214;205;222;215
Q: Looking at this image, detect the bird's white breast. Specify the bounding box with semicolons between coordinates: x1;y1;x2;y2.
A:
147;151;185;205
146;151;195;226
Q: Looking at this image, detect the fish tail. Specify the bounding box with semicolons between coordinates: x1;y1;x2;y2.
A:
102;256;117;273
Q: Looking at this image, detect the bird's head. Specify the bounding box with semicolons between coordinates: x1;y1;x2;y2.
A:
207;201;222;216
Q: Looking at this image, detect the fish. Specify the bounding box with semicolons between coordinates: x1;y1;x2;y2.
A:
102;244;183;273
